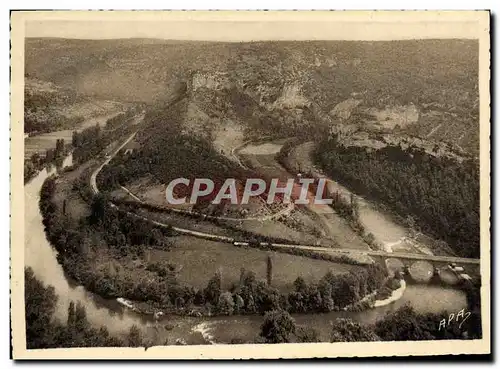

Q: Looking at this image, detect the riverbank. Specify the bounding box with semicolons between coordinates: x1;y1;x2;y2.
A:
37;128;475;323
27;130;479;346
340;274;407;312
373;280;407;307
24;151;476;346
24;144;71;184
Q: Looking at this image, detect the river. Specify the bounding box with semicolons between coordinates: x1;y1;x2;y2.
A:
24;150;468;346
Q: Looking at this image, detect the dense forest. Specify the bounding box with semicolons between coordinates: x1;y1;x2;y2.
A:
41;177;174;267
71;125;107;164
71;110;137;166
315;137;480;258
98;133;251;192
24;89;85;135
98;99;257;198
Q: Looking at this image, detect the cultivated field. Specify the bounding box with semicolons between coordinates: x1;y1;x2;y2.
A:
24;110;124;159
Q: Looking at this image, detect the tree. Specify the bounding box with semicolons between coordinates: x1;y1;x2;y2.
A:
242;270;257;287
374;305;434;341
72;130;81;147
24;160;36;182
331;318;380;342
246;294;257;314
90;194;107;225
296;327;320;343
406;215;417;237
318;275;335;312
74;302;89;332
260;309;296;344
25;267;58;348
217;292;235;315
233;294;244;314
331;273;360;308
266;254;273;286
239;267;246;287
67;301;76;326
194;289;205;305
204;272;222;306
366;263;387;292
30;152;40;166
55;138;65;157
65;300;92;345
45;148;54;163
311;290;323;311
288;291;306;313
254;282;281;313
293;276;307;293
127;325;144;347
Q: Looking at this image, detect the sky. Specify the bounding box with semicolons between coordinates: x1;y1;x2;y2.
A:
22;12;483;41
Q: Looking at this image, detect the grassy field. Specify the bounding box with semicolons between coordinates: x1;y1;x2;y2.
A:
25;111;123;159
25;131;74;159
150;236;360;293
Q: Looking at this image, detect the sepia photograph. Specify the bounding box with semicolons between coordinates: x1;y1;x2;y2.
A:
10;10;490;359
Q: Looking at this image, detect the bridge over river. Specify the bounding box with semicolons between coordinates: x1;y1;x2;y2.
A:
266;243;479;284
268;243;480;265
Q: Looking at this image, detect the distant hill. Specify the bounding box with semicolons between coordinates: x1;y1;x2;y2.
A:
24;77;124;134
25;38;479;153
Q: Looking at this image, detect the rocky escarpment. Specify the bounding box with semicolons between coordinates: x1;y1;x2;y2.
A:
26;39;478;154
190;71;231;92
329;98;362;120
272;83;310;110
185;70;325;141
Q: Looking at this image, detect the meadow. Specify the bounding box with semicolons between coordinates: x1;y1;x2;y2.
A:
150;235;360;293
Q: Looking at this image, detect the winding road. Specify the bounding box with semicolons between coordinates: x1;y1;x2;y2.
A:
90;131;137;194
